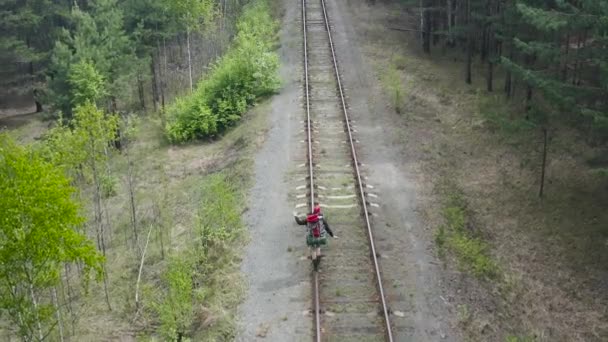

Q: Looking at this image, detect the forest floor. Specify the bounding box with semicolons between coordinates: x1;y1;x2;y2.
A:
340;0;608;340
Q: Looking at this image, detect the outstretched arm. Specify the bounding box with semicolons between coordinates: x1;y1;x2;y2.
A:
294;214;307;225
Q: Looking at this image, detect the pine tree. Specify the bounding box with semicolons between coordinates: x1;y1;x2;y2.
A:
0;0;70;111
47;0;138;115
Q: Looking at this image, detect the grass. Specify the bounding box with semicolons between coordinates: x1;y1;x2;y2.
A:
436;188;500;280
456;304;472;326
379;55;407;114
505;335;536;342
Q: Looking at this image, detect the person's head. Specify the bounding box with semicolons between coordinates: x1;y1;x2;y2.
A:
313;203;321;215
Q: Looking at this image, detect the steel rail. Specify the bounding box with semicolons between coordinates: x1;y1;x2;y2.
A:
302;0;322;341
318;0;394;340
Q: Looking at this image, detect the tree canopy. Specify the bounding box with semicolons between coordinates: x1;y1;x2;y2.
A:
0;133;103;341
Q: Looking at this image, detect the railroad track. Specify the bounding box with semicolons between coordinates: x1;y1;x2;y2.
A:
300;0;393;340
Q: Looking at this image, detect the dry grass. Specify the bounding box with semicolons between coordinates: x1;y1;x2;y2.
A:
348;0;608;341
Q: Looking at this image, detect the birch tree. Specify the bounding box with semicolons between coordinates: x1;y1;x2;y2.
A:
0;134;103;341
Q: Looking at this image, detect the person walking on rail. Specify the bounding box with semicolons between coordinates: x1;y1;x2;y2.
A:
294;203;336;238
294;203;337;266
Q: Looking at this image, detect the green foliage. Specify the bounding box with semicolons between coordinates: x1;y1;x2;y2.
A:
151;172;244;340
69;60;107;106
38;102;118;195
0;133;103;340
0;0;67;88
437;189;500;280
155;257;195;341
451;234;499;279
165;0;280;142
380;55;408;114
100;173;118;198
165;0;217;30
499;0;608;136
197;173;242;264
47;0;139;115
165;96;219;142
381;63;406;114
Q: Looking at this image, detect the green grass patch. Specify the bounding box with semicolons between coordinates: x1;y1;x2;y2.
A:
436;189;500;280
165;0;280;143
380;58;407;114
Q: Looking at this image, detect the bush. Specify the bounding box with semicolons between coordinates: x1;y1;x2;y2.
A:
165;0;280;143
165;96;218;142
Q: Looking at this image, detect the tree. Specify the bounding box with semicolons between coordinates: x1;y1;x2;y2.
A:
72;102;118;310
0;133;103;341
0;0;70;112
47;0;139;115
122;0;179;109
68;60;107;107
165;0;217;92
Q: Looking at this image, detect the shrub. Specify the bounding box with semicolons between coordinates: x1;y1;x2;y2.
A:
165;96;218;142
165;0;280;143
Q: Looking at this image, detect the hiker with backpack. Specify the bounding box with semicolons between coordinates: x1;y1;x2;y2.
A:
294;203;336;268
294;203;337;238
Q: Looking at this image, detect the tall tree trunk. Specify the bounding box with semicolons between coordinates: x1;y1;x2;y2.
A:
562;31;570;81
125;144;139;254
157;42;165;109
91;155;112;311
539;128;548;198
576;30;587;86
481;27;488;62
504;49;513;98
419;0;424;43
33;89;43;113
150;54;159;111
487;26;494;91
137;75;145;110
572;33;582;85
447;0;454;46
135;225;153;310
52;288;64;342
423;7;431;53
465;0;472;84
28;281;43;341
63;264;75;336
187;27;194;93
487;60;494;92
525;55;535;111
